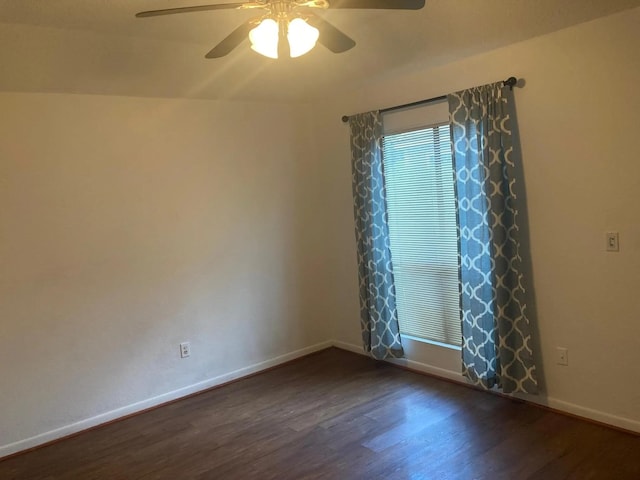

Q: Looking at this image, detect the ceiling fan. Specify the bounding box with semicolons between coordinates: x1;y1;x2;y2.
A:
136;0;426;59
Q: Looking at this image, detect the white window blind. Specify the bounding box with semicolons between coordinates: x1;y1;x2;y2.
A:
383;124;461;346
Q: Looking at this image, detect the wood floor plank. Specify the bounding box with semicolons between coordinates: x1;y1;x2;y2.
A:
1;348;638;479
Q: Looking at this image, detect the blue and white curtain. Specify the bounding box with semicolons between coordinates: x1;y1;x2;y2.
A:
349;112;404;360
449;82;538;394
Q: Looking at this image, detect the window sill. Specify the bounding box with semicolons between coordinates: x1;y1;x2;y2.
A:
400;334;462;351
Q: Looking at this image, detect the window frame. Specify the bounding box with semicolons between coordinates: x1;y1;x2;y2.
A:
382;119;462;349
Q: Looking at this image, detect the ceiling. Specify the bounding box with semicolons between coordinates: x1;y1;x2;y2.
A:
1;0;639;102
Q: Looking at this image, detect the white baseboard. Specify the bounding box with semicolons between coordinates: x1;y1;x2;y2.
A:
330;340;640;434
385;357;465;383
331;340;465;382
541;397;640;433
0;340;332;460
331;340;365;355
3;338;638;459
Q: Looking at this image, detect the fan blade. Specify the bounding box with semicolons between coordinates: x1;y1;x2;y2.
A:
136;3;250;18
306;14;355;53
328;0;425;9
205;21;255;58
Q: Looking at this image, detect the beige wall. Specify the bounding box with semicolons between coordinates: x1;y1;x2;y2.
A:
314;7;640;431
0;93;329;455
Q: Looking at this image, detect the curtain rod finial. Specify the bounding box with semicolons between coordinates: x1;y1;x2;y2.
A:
504;77;518;90
342;115;350;123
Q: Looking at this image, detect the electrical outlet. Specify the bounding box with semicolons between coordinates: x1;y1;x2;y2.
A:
556;347;568;366
180;342;191;358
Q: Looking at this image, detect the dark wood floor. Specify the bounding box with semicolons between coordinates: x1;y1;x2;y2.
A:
1;348;639;479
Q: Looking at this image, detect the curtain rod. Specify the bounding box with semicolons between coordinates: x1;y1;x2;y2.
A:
341;76;518;123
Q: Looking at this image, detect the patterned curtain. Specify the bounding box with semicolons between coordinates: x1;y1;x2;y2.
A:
349;112;404;360
448;83;538;394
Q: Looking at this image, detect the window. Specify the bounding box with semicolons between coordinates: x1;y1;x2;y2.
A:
382;123;461;347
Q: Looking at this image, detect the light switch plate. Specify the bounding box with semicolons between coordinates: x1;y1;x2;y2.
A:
606;232;619;252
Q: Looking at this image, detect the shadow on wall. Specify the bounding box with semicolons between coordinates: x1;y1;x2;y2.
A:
508;80;547;397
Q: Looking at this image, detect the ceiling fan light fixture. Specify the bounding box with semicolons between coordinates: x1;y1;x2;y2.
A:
137;0;427;59
287;18;319;58
249;18;280;59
